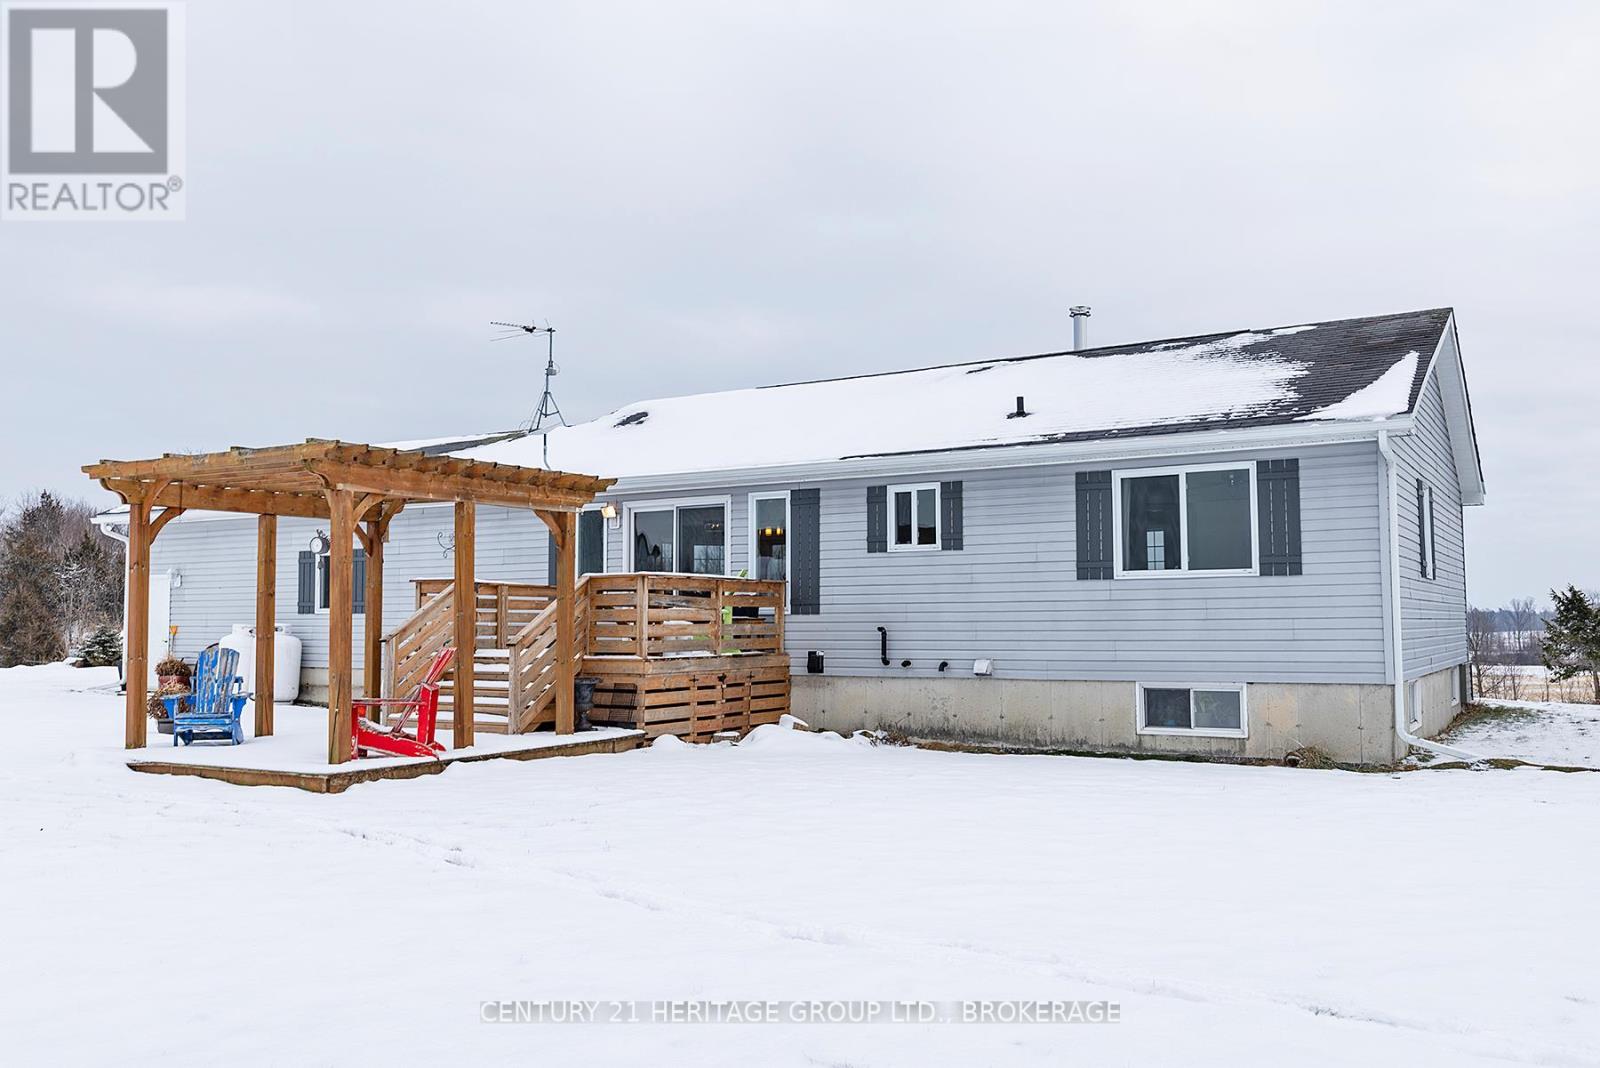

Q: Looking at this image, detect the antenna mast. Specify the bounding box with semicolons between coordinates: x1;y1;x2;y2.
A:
490;318;565;466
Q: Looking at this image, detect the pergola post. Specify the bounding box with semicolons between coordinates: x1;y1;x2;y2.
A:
452;501;475;748
124;499;152;749
362;512;385;716
255;514;277;736
326;488;356;764
538;508;577;735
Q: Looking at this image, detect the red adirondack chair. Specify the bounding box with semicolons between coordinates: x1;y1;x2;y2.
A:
351;646;456;759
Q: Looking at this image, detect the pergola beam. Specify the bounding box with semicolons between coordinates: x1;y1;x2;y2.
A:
99;479;331;519
306;460;594;511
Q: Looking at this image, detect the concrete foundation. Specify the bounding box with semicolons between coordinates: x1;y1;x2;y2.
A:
792;670;1464;766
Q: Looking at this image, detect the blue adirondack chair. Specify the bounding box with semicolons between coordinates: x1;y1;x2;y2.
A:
162;645;249;746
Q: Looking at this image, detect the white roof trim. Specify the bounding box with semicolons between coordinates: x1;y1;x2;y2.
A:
1415;312;1485;506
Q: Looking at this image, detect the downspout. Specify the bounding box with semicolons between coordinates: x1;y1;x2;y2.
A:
1376;431;1478;762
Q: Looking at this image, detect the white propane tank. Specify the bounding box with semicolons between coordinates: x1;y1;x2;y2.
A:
218;624;253;685
217;624;303;703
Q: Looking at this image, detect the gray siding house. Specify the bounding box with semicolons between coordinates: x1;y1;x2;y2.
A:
111;308;1484;764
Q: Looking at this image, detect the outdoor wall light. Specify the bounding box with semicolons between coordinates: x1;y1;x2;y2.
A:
307;530;330;555
599;502;618;520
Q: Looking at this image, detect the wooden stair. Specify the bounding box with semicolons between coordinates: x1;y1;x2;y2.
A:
436;647;513;734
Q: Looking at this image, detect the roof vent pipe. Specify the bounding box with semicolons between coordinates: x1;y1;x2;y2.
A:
1070;305;1091;350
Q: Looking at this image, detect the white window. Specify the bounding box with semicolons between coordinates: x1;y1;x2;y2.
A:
749;491;789;582
1450;668;1461;706
1137;683;1248;738
1114;462;1258;577
625;497;731;575
1409;679;1422;729
315;547;332;614
889;482;940;551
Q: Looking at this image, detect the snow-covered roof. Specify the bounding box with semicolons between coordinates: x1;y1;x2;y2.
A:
459;308;1455;480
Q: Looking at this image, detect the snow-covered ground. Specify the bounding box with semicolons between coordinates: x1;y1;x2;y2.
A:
1434;699;1600;769
2;663;1598;1066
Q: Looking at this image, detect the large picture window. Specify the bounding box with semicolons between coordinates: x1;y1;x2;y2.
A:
1137;684;1247;738
1114;463;1257;576
628;499;729;575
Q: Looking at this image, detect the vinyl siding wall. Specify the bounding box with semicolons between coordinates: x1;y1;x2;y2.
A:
603;443;1389;685
1392;365;1469;678
148;441;1393;685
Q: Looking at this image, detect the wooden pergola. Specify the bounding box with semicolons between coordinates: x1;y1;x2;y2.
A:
85;440;613;764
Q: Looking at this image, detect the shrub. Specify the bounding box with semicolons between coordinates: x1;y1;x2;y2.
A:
78;625;123;668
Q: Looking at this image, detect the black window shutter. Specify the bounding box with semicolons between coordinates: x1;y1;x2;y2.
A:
866;486;887;553
1257;459;1303;576
790;488;821;615
297;551;315;614
1416;479;1428;578
940;481;964;551
1075;471;1113;579
546;531;558;586
352;550;367;614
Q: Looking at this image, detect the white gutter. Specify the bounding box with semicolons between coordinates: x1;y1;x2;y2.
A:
1377;430;1478;763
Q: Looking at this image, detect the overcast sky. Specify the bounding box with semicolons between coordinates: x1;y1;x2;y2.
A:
3;1;1596;606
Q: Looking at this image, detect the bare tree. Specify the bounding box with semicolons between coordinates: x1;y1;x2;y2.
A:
1467;605;1496;694
1507;597;1541;659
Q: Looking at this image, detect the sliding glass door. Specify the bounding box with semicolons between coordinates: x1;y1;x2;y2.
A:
630;500;728;575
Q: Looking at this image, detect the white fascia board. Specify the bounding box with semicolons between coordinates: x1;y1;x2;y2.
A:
597;418;1414;496
1411;313;1485;507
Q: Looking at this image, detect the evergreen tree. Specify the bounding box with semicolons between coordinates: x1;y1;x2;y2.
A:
1540;585;1600;703
79;624;123;668
0;493;70;666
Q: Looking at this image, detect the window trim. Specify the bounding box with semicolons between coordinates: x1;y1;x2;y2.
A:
887;481;941;552
1418;482;1437;580
311;537;363;616
1135;682;1249;739
621;495;734;576
747;490;791;609
1112;461;1259;578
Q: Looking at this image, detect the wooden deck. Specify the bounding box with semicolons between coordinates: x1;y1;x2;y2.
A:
391;572;793;744
577;573;791;741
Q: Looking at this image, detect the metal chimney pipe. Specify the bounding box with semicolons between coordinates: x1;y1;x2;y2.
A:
1070;306;1091;350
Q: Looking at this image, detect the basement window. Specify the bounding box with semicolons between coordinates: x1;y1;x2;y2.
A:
889;483;939;551
1114;463;1257;576
1137;684;1248;738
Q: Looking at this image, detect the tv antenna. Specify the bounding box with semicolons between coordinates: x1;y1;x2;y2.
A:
491;318;566;466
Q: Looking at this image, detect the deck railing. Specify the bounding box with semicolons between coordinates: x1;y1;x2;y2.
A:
583;573;786;659
387;574;786;732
